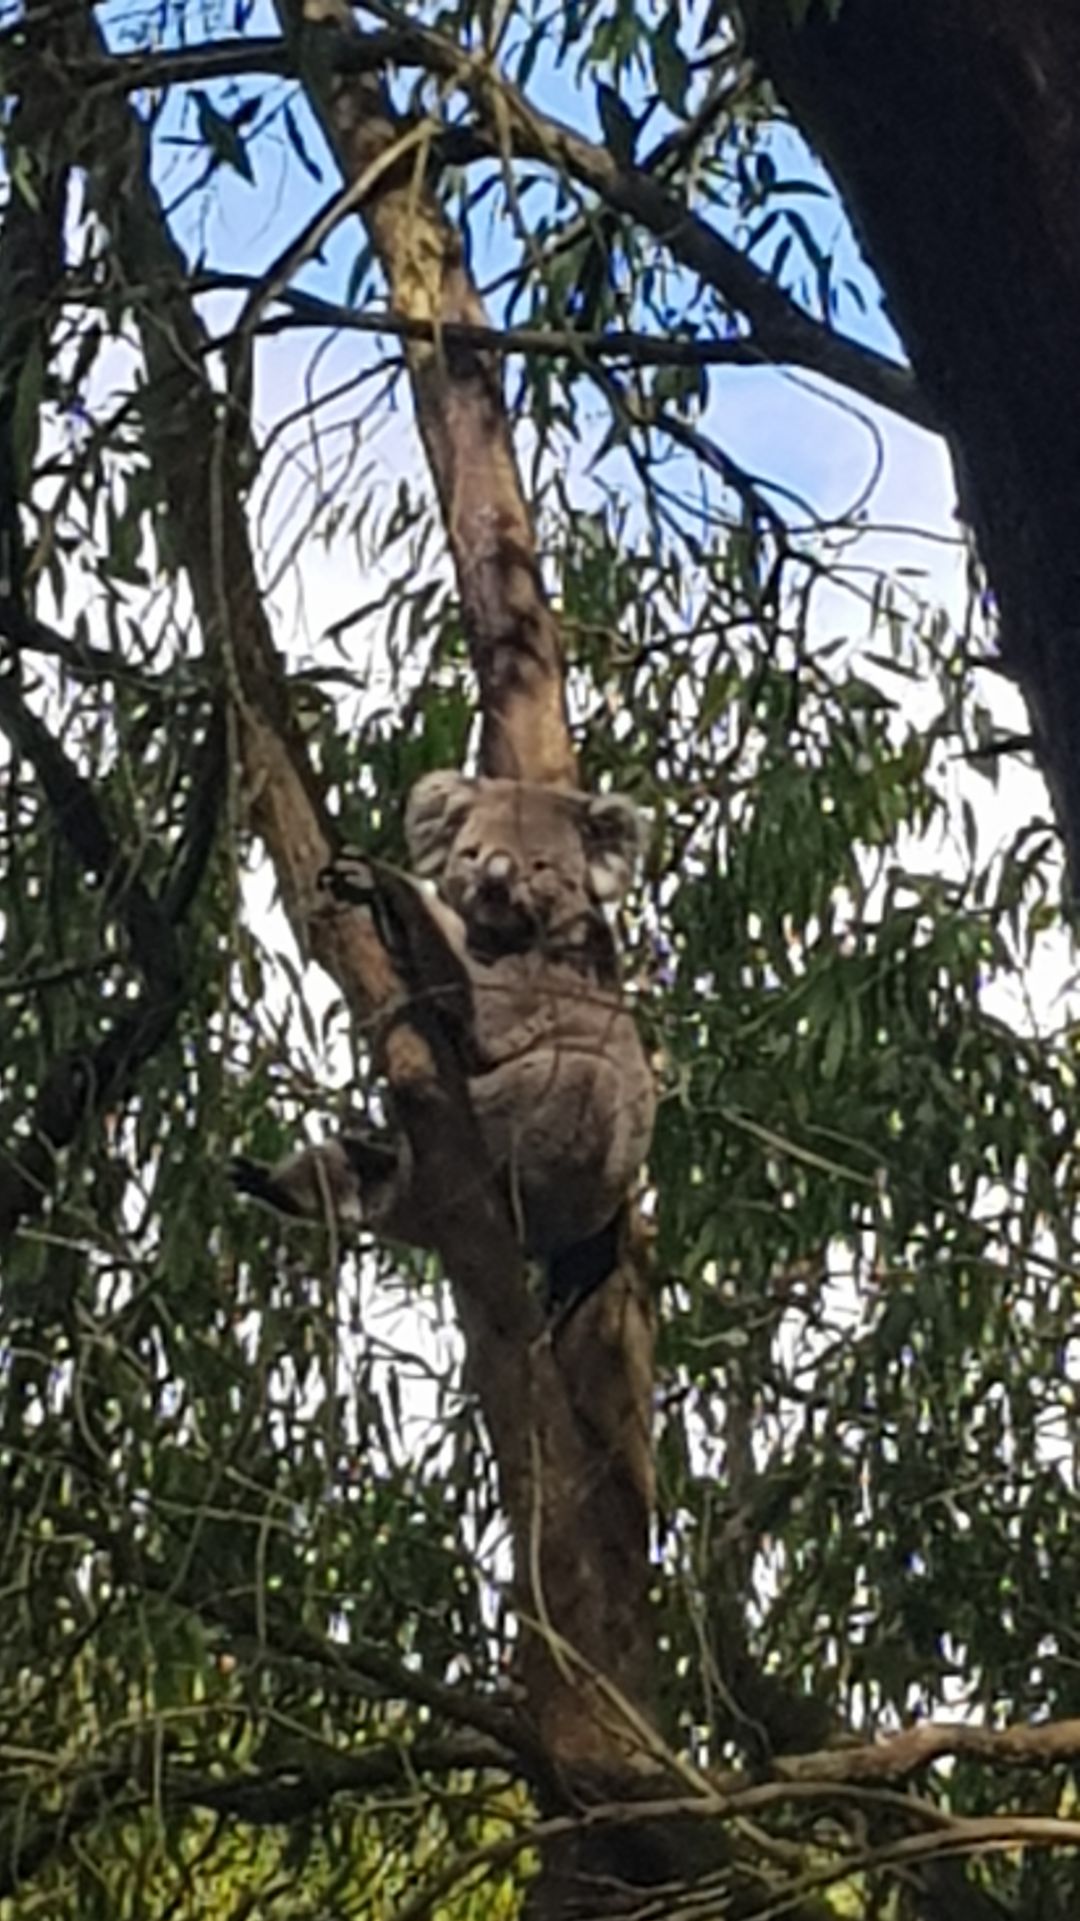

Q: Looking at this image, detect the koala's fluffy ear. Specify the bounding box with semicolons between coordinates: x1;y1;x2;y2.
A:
580;792;646;902
405;770;478;878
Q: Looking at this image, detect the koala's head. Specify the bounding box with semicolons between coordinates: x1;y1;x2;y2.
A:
405;773;644;953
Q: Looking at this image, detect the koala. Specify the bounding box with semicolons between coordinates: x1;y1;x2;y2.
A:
232;773;655;1280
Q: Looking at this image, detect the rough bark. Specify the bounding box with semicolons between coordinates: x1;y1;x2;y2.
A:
743;0;1080;878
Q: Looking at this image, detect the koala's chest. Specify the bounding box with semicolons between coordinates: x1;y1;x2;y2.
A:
462;953;655;1254
467;953;621;1065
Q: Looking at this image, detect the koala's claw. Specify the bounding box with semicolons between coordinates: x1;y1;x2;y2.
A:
319;852;376;906
230;1154;275;1196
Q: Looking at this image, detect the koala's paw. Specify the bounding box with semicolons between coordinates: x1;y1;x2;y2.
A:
318;850;376;907
230;1154;272;1199
230;1155;302;1218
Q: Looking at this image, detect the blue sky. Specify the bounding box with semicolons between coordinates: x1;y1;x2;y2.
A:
10;0;1043;870
98;1;942;557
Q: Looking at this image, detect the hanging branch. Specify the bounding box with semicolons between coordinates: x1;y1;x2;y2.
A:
0;671;223;1242
0;43;209;1245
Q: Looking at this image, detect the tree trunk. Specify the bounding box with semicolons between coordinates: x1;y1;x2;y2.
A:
744;0;1080;875
279;0;575;789
276;0;659;1806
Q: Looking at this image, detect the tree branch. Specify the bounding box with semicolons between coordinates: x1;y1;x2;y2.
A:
186;270;810;371
0;666;223;1243
87;1504;539;1762
0;25;381;90
0;647;181;992
386;5;934;429
166;1735;516;1820
777;1714;1080;1785
279;34;576;787
55;0;538;1335
281;0;661;1786
0;603;174;688
22;24;934;430
0;1737;515;1898
0;64;209;1243
0;45;68;611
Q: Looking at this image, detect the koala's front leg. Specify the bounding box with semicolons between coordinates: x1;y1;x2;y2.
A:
231;1133;443;1250
231;1134;402;1225
320;853;475;1054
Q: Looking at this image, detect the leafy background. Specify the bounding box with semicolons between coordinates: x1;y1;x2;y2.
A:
1;0;1078;1913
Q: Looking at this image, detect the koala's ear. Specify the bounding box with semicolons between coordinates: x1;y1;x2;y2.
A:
405;771;478;878
580;792;646;902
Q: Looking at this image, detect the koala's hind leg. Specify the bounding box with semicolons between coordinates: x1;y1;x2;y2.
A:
231;1134;401;1228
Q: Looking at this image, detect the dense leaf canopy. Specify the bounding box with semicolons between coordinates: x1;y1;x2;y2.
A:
0;0;1077;1916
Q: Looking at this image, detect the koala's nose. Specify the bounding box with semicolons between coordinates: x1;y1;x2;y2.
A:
479;850;517;894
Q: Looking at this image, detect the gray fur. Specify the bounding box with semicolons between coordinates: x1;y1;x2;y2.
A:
236;774;655;1260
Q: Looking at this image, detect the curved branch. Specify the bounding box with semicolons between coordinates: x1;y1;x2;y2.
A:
777;1713;1080;1785
186;270;827;373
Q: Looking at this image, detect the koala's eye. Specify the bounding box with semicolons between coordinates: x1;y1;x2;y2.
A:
531;856;551;873
458;844;481;861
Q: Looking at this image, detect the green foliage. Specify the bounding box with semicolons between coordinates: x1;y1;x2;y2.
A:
562;508;1079;1914
193;90;256;184
1;0;1078;1915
